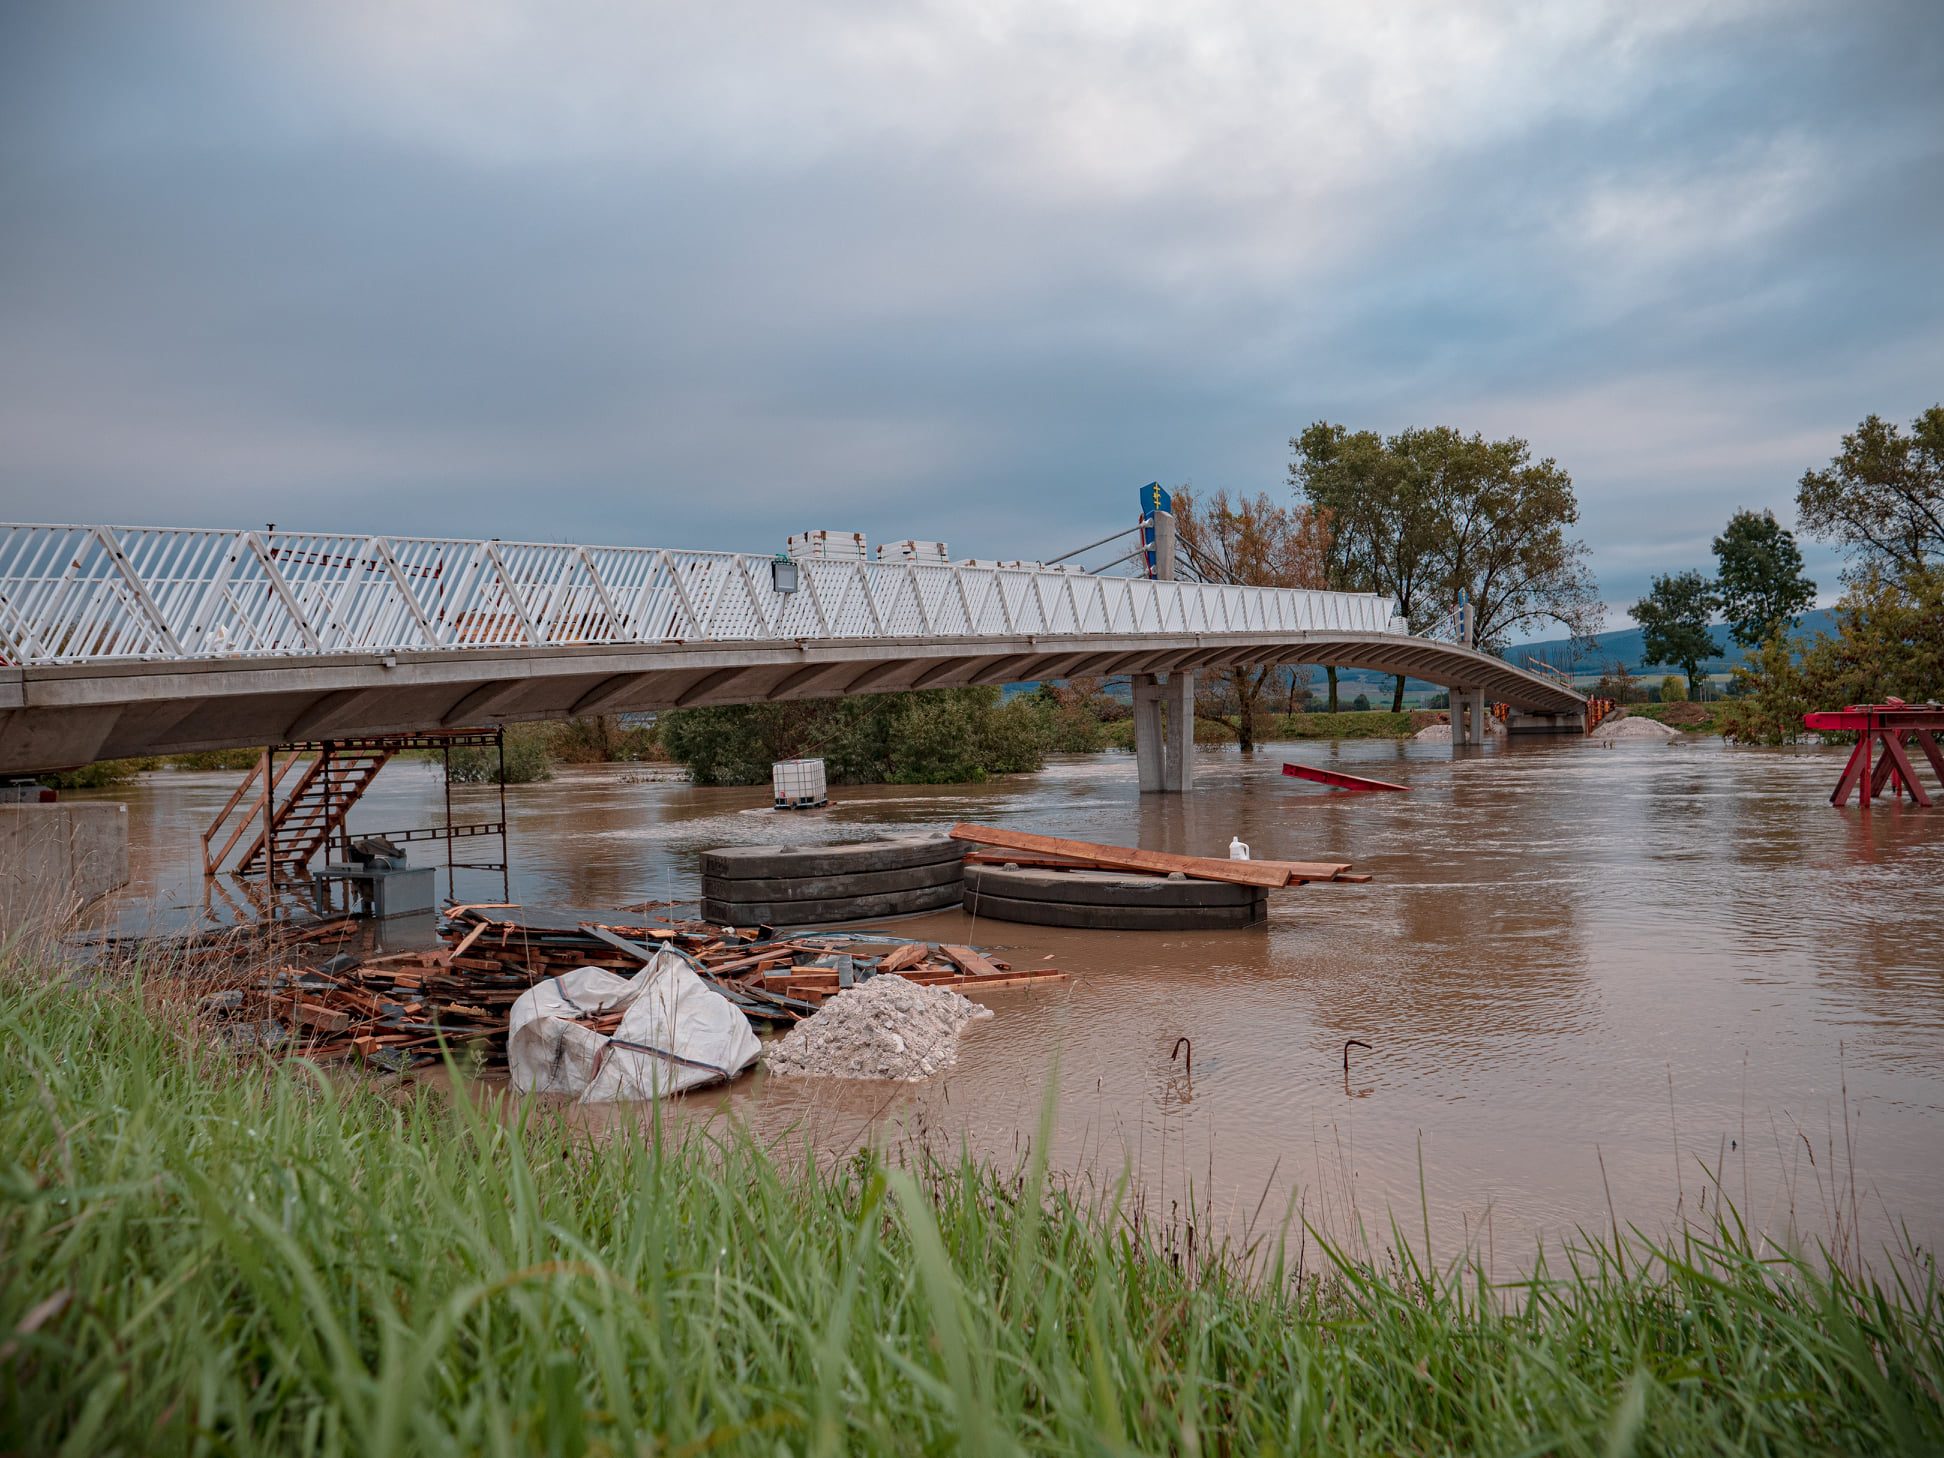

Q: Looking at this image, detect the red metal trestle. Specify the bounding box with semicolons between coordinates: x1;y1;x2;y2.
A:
1804;701;1944;807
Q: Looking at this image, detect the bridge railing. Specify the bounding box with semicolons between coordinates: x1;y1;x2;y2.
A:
0;524;1407;665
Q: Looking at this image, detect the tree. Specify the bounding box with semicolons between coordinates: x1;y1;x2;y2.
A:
1796;407;1944;576
1628;570;1719;700
1725;405;1944;739
1594;660;1644;705
1293;423;1602;708
1407;428;1603;654
1717;564;1943;744
1290;423;1441;710
1172;488;1331;749
659;687;1046;785
1711;508;1816;649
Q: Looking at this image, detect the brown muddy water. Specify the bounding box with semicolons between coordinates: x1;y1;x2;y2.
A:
71;733;1944;1268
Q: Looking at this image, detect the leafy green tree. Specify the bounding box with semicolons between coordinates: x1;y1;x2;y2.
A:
1711;508;1816;648
1796;407;1944;576
1628;570;1719;700
1292;423;1602;710
1291;424;1443;712
659;687;1048;786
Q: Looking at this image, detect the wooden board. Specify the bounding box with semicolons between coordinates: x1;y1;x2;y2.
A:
949;824;1351;888
939;944;1005;977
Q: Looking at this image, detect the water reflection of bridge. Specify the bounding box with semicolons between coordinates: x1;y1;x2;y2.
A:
0;523;1587;789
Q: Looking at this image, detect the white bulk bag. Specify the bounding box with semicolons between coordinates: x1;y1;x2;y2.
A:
507;946;761;1101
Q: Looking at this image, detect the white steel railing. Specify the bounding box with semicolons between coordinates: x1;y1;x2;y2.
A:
0;524;1407;666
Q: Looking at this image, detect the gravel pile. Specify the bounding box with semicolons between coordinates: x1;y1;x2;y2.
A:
1594;715;1682;741
762;975;993;1081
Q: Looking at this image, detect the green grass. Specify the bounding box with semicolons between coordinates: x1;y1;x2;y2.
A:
2;963;1940;1456
1275;710;1418;739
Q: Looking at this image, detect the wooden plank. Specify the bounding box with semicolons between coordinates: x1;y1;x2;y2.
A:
949;823;1346;888
578;923;658;963
949;971;1067;991
962;851;1164;874
939;944;1005;978
878;942;929;972
449;921;491;959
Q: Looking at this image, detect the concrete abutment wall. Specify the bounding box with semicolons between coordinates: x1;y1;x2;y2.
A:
1;802;130;935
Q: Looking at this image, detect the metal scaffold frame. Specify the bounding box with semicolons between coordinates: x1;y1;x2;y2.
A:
0;523;1405;666
201;729;511;915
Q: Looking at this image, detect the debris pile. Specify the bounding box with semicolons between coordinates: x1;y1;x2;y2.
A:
762;974;992;1081
187;901;1062;1074
201;942;519;1073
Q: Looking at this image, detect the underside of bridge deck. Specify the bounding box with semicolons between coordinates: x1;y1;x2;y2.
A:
0;630;1585;776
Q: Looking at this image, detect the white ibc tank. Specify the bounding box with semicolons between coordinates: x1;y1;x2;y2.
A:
772;757;828;809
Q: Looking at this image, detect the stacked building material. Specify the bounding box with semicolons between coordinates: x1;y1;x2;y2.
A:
701;836;964;926
787;530;868;561
876;540;950;565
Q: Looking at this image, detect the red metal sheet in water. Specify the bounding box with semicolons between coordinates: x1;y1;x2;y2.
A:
1282;762;1409;793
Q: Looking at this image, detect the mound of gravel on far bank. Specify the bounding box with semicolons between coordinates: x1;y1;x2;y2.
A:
763;975;993;1082
1594;714;1682;741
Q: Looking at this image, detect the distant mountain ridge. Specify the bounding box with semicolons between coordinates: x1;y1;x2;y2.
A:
1504;610;1837;677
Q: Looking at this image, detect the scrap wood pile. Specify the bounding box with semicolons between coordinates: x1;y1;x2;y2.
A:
199;938;517;1073
88;912;363;981
948;823;1371;885
197;900;1064;1072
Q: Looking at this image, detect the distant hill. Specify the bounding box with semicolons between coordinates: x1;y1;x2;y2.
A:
1504;611;1835;678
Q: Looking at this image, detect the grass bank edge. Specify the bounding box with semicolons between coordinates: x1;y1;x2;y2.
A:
3;961;1940;1454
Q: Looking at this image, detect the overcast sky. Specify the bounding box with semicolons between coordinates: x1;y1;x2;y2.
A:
2;1;1939;626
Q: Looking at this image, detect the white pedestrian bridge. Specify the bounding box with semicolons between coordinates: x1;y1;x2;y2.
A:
0;524;1585;781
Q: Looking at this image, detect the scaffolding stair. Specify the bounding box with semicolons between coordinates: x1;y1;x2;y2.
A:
203;744;395;878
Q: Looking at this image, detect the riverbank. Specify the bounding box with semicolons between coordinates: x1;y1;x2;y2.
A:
4;965;1939;1455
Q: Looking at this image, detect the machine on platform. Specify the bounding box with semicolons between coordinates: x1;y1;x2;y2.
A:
312;835;436;919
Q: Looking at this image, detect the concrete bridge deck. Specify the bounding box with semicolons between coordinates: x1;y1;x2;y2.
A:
0;524;1585;776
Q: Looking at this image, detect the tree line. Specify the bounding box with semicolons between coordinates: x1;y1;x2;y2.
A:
1175;423;1601;745
1710;406;1943;741
1625;508;1817;700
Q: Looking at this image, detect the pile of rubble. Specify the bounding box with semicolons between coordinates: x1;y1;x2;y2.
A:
762;975;992;1082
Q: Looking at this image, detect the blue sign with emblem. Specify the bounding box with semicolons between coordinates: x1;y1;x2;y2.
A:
1139;482;1170;578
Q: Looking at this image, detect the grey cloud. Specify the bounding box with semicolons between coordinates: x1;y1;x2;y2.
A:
1;1;1939;619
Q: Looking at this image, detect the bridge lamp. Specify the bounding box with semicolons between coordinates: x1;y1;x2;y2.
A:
770;555;800;594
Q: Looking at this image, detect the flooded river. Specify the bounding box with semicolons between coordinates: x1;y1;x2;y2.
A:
75;732;1944;1268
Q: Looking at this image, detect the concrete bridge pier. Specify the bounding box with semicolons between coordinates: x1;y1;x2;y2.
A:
1133;671;1196;793
1451;688;1489;745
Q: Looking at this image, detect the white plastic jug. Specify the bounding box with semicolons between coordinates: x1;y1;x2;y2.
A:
1229;836;1250;860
